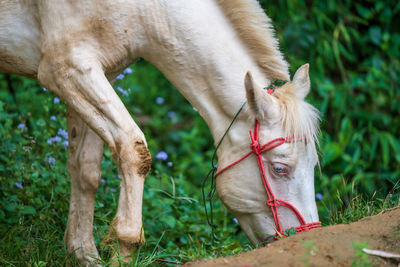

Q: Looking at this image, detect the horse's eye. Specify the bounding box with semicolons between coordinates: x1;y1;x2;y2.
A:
272;163;288;175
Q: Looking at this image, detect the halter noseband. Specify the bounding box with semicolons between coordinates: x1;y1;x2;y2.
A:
214;86;321;237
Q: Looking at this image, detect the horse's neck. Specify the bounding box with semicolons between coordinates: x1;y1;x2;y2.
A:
137;0;269;144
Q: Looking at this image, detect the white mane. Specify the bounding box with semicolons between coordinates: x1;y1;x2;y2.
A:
218;0;320;145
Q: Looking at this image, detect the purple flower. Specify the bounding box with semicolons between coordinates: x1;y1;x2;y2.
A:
167;111;176;120
115;74;124;80
62;140;69;148
47;156;56;165
167;161;173;167
53;97;60;104
47;136;62;144
17;123;27;130
155;97;164;105
50;115;56;121
233;218;238;224
155;151;168;161
316;193;323;201
100;179;106;184
117;87;129;96
43;88;48;92
117;174;121;179
123;67;133;74
15;182;23;189
58;128;68;140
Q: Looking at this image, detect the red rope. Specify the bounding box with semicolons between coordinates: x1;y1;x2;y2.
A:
214;119;321;236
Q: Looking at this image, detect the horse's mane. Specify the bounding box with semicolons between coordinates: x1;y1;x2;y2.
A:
218;0;320;147
217;0;290;81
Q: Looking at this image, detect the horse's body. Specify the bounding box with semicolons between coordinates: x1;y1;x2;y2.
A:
0;0;320;265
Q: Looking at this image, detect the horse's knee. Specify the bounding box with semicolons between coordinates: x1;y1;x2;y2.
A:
67;141;102;193
134;140;152;176
79;161;101;192
68;159;101;192
114;137;152;177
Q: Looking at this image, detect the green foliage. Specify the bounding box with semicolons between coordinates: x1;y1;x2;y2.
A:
301;241;318;266
283;227;297;237
351;242;371;267
0;0;399;265
329;181;400;224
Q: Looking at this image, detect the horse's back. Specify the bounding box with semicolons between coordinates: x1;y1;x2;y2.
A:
1;0;196;79
0;0;133;79
0;0;40;78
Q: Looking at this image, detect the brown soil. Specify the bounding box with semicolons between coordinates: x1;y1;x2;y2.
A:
185;207;400;267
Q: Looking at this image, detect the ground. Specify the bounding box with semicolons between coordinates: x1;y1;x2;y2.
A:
185;207;400;267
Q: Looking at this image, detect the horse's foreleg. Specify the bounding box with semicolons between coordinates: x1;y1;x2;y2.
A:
64;107;103;266
38;56;150;264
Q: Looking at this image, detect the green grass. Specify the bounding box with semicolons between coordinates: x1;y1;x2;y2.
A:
0;179;397;266
351;242;371;267
328;181;400;225
0;173;251;266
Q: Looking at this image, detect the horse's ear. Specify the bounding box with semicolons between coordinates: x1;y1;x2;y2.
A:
292;63;310;99
244;71;275;120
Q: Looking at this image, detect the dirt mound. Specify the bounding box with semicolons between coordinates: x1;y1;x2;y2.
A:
185;207;400;267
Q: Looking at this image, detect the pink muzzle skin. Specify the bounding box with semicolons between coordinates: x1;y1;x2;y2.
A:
214;119;321;237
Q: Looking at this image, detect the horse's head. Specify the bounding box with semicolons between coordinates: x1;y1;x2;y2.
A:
216;64;320;245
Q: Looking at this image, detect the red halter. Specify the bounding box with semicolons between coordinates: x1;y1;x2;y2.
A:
214;87;321;236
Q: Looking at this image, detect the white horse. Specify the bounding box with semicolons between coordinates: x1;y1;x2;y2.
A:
0;0;320;265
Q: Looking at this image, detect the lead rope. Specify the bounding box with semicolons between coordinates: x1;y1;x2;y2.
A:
201;102;246;244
